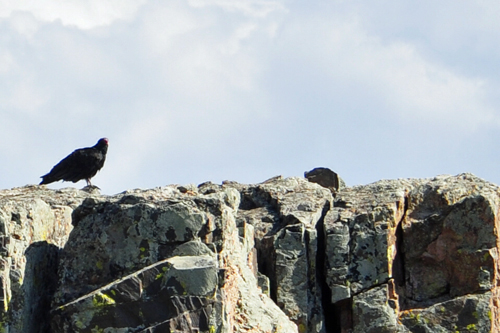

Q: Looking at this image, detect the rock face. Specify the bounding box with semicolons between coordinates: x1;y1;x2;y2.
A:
1;172;500;332
326;174;500;332
0;186;97;333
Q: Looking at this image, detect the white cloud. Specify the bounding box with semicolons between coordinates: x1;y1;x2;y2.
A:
188;0;285;18
0;50;14;73
6;10;40;38
273;11;498;132
135;0;280;112
355;38;494;129
4;77;49;114
0;0;147;29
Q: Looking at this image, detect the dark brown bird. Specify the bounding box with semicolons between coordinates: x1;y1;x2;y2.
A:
40;138;109;186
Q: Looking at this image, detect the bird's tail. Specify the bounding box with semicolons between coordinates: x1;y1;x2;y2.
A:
39;175;54;185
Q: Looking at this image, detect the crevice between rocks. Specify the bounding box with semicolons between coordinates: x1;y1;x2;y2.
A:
24;241;61;333
393;196;408;310
316;202;338;333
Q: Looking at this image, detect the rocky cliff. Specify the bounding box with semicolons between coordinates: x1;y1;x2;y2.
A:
0;172;499;332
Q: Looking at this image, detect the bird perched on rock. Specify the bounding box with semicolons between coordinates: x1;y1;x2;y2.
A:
40;138;108;187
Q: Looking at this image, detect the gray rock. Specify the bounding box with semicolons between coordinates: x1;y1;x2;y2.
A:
51;255;218;332
326;178;414;299
0;185;99;333
352;284;407;333
1;172;500;333
399;292;492;332
51;185;296;333
231;177;331;333
326;173;500;332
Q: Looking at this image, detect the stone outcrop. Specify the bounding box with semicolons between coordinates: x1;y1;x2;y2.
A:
325;174;500;332
0;172;499;332
0;186;98;332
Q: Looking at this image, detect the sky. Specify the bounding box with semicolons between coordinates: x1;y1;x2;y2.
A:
1;0;500;195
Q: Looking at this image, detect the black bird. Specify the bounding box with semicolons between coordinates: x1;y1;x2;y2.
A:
40;138;109;186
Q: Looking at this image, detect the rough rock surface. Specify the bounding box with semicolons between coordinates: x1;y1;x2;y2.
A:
0;172;500;332
0;186;99;332
326;174;500;332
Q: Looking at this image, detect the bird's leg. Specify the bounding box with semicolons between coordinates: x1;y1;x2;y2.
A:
86;179;91;186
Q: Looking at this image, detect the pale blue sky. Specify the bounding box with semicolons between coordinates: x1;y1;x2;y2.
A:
1;1;499;194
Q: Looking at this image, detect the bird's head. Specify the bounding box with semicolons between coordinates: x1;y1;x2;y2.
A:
95;138;109;150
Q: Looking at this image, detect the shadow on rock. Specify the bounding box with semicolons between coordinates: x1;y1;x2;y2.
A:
11;241;60;333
